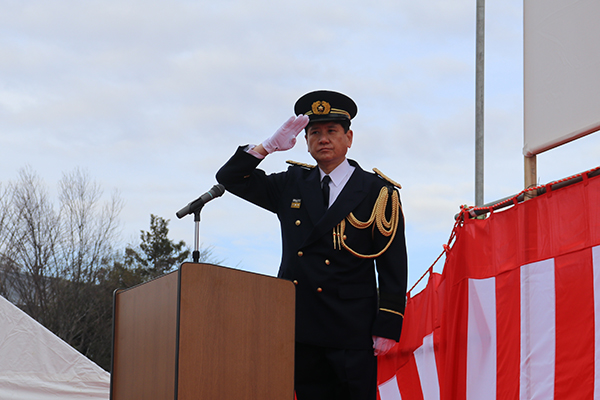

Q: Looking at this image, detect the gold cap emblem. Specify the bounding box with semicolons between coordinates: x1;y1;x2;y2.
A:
311;101;331;115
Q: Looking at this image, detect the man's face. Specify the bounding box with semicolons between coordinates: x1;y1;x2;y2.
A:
305;121;353;172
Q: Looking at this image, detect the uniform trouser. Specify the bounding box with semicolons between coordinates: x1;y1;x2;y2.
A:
294;342;377;400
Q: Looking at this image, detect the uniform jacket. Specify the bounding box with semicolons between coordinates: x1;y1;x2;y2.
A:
216;146;408;349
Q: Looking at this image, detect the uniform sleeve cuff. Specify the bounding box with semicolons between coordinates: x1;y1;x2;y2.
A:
245;144;265;159
372;309;404;341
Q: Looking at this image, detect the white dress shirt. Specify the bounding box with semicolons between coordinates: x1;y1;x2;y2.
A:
319;159;355;208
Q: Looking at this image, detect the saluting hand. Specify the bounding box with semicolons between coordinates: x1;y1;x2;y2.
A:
262;115;310;154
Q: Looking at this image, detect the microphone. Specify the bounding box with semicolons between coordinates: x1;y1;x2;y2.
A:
176;184;225;219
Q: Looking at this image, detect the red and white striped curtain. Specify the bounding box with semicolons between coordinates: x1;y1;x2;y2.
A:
378;168;600;400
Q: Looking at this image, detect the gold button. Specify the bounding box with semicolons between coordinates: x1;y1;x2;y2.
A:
317;287;323;293
293;280;298;285
298;251;303;257
325;259;330;265
295;220;301;226
343;235;347;240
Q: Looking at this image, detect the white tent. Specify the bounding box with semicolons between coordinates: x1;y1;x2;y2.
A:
0;295;110;400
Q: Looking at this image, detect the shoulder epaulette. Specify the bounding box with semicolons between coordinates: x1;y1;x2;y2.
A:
373;168;402;189
286;160;316;170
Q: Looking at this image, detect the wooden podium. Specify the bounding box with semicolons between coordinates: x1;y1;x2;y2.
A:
110;262;296;399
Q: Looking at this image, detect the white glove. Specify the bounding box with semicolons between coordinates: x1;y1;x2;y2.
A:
373;336;397;356
262;115;310;154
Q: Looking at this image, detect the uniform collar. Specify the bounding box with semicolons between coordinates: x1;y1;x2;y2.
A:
319;158;354;188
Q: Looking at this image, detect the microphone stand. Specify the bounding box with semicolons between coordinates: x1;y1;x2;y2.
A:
176;184;225;264
192;207;203;263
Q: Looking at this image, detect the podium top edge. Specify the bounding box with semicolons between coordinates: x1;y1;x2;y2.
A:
179;262;294;285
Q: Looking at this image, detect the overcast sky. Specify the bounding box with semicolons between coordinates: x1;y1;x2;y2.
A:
2;0;599;290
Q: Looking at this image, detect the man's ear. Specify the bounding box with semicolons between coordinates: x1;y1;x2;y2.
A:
346;129;353;148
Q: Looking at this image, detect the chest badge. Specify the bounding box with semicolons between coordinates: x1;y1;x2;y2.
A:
291;199;301;209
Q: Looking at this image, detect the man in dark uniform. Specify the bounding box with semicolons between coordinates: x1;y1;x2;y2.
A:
216;90;407;400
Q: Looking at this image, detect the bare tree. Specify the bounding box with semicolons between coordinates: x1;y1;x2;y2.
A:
0;168;220;370
0;167;123;369
57;168;122;282
0;168;61;325
50;168;123;358
0;183;16;298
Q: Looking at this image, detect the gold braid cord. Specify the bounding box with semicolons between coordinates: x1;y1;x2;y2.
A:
333;186;400;259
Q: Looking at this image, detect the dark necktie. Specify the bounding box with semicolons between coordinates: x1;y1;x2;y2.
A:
322;175;331;208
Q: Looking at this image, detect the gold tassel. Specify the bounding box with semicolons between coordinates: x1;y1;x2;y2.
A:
334;187;401;259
